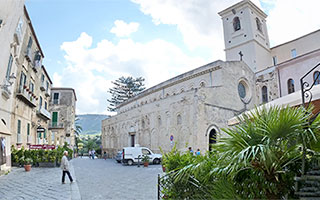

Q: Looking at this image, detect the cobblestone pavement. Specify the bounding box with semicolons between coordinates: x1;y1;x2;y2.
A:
73;157;162;200
0;161;80;200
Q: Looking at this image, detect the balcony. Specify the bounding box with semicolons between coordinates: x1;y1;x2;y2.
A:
37;107;51;120
33;59;41;72
1;80;12;99
45;88;51;97
16;86;37;107
25;48;32;62
49;122;64;129
40;82;45;91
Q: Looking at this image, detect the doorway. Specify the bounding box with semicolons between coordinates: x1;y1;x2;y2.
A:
130;135;135;147
209;129;216;151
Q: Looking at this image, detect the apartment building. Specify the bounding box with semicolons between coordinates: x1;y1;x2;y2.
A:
10;6;52;149
49;88;77;149
0;0;25;172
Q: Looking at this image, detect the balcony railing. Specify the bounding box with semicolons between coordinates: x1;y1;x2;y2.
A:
1;79;12;99
40;82;45;91
37;107;51;120
49;122;64;129
33;59;41;72
45;88;51;97
25;48;32;62
16;86;37;107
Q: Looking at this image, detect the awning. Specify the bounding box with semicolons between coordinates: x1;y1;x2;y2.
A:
228;84;320;126
0;121;11;135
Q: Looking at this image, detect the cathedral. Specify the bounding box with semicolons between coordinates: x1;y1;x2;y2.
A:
102;0;320;156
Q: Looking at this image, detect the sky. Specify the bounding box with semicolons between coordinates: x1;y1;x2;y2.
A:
24;0;320;115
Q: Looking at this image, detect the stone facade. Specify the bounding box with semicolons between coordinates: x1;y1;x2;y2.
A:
102;0;320;156
0;1;53;173
49;88;77;149
102;61;257;156
0;0;25;172
10;6;52;149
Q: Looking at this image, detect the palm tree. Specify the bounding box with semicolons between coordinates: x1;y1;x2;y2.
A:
218;105;320;199
169;106;320;199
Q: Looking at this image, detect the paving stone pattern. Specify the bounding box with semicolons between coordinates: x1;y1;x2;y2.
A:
0;166;73;200
73;157;162;200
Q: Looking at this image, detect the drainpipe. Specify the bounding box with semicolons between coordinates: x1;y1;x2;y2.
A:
277;66;282;97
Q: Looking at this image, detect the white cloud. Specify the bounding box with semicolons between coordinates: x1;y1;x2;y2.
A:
52;72;62;87
58;32;206;114
110;20;140;37
131;0;262;60
262;0;320;46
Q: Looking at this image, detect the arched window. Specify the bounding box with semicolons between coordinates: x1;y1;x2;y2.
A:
262;86;268;103
256;17;262;32
314;71;320;85
158;116;162;126
177;114;182;125
287;79;295;94
233;17;241;31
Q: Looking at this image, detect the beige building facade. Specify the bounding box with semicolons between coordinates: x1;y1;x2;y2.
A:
10;6;52;149
49;88;77;149
102;0;320;156
0;0;25;172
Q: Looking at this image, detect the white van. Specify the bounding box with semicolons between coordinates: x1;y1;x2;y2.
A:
122;147;162;165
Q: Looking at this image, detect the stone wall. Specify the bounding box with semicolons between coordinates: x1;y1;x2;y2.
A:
102;61;257;157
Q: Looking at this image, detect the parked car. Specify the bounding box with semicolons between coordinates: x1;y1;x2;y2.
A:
115;151;122;163
122;147;162;166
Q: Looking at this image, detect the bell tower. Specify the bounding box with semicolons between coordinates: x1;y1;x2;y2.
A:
218;0;272;72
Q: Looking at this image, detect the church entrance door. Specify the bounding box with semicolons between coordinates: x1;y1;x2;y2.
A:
209;129;217;151
131;135;135;147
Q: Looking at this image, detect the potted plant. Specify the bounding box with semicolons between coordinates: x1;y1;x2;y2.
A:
141;155;150;167
22;157;33;171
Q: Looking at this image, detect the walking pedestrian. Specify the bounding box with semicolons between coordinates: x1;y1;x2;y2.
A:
91;149;95;159
61;151;73;184
89;150;92;159
103;151;107;160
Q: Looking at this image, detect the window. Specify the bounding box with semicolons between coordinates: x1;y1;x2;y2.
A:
291;49;297;58
29;81;34;93
17;120;21;143
53;93;59;104
314;71;320;85
39;96;43;109
272;56;277;66
52;112;58;126
177;114;182;125
262;86;268;103
233;17;241;31
238;82;246;98
18;71;26;92
5;54;13;81
27;123;30;136
45;101;47;110
27;36;33;50
287;79;295;94
17;120;21;134
142;149;151;155
256;17;262;32
41;74;44;83
46;81;49;92
158;116;162;126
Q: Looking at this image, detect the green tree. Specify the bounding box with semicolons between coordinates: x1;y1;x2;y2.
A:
162;106;320;199
107;76;145;112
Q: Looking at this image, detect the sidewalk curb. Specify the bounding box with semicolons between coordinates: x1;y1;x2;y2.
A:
70;159;81;200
